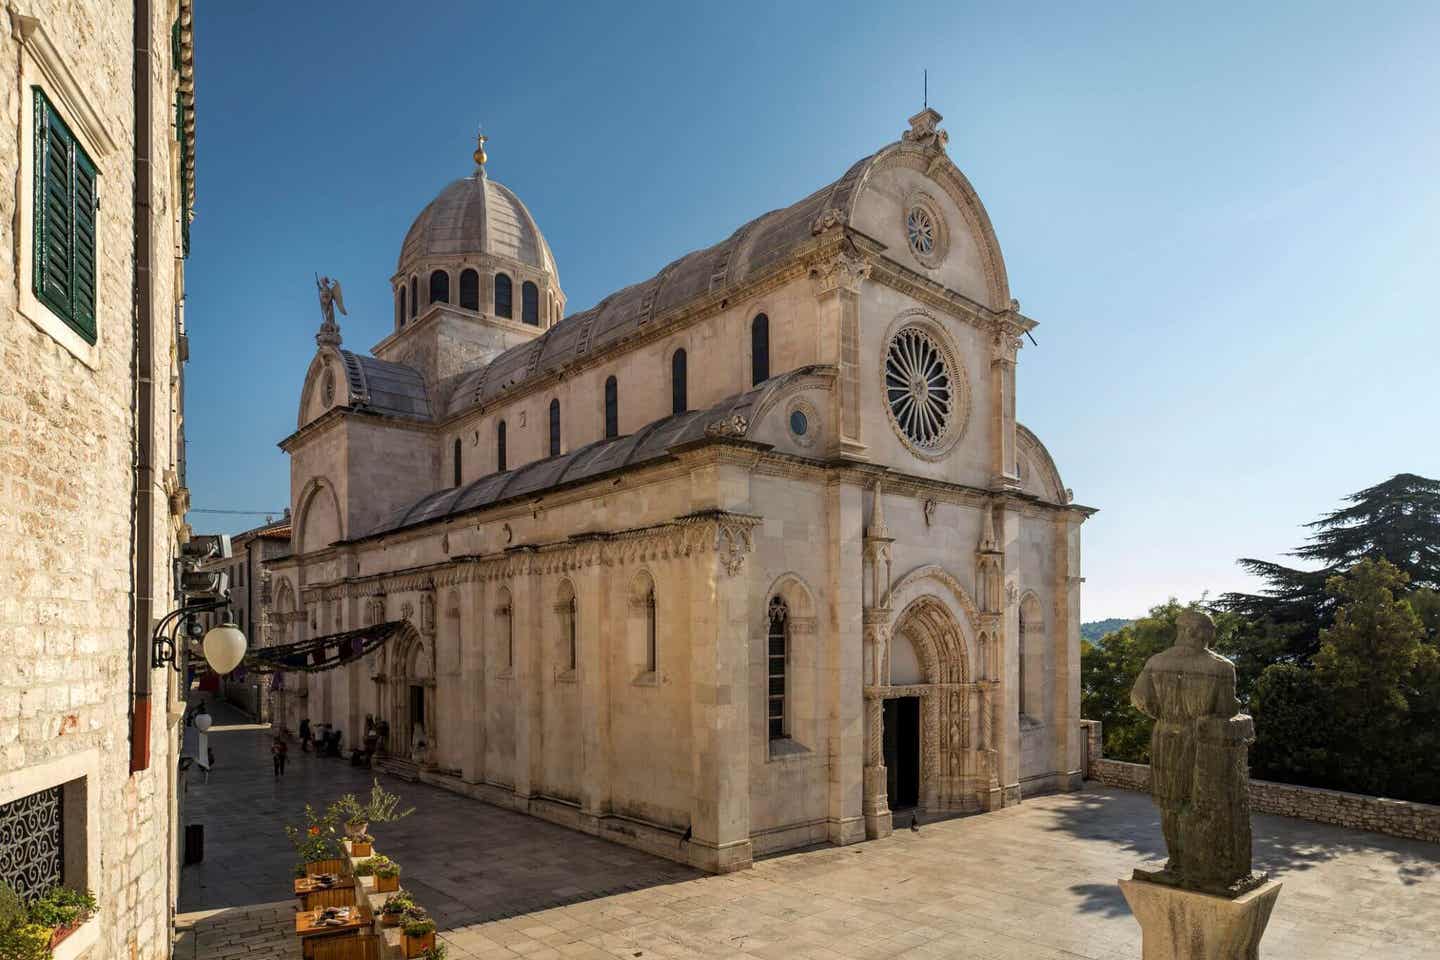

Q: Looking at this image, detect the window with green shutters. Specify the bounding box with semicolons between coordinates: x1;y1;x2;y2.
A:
32;87;98;344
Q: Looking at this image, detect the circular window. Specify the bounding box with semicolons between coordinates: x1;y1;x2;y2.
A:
906;207;935;257
884;326;957;452
789;410;808;436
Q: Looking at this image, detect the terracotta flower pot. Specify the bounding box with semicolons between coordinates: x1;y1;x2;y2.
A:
49;922;80;951
375;874;399;893
380;911;403;928
403;930;435;958
344;820;369;839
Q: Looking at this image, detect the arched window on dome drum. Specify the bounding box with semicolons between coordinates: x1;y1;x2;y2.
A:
453;438;462;488
494;273;513;318
397;286;406;328
429;269;449;305
751;313;770;386
496;420;507;473
409;276;417;319
671;349;687;415
548;398;561;457
604;376;618;439
459;269;480;310
522;281;539;326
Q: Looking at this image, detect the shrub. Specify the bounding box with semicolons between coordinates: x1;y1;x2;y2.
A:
0;922;50;960
418;944;448;960
28;887;96;929
380;892;413;916
402;915;436;937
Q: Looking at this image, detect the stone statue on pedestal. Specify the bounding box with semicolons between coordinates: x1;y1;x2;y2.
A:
1130;610;1264;896
1118;610;1281;960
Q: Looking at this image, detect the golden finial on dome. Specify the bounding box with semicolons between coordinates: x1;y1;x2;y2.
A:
473;127;488;174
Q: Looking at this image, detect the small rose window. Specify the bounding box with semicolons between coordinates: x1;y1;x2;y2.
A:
906;207;936;258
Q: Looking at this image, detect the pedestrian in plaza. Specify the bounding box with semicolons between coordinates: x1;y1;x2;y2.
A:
272;735;288;777
299;716;311;753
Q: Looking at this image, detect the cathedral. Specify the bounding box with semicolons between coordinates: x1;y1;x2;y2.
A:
267;107;1092;873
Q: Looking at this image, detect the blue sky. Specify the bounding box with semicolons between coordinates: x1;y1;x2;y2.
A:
184;1;1440;620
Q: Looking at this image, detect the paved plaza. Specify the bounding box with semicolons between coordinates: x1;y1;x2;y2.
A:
175;702;1440;959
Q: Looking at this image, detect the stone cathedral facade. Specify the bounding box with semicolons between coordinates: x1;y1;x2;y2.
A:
269;109;1092;873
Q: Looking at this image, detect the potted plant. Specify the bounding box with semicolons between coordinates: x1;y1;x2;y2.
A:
0;883;49;960
331;778;414;840
378;891;413;928
27;887;96;951
284;803;342;871
401;913;436;958
346;832;374;857
373;857;402;893
417;943;447;960
351;855;381;877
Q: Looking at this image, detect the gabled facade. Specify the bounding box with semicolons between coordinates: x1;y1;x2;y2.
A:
270;109;1093;872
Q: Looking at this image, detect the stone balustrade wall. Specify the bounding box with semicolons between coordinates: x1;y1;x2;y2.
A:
1087;754;1440;845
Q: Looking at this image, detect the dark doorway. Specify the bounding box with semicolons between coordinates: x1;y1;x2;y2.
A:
409;684;425;733
883;696;921;810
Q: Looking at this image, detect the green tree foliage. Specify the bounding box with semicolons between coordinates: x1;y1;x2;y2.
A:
1219;473;1440;663
1080;619;1133;645
1081;601;1183;762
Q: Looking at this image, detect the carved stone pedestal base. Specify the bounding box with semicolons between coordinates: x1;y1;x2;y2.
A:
863;765;892;839
1119;877;1282;960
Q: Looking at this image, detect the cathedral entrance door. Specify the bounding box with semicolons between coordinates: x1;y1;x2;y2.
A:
408;684;425;739
883;696;921;810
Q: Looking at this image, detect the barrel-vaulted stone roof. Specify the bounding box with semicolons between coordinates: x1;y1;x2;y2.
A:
363;367;825;539
444;149;883;417
339;350;431;421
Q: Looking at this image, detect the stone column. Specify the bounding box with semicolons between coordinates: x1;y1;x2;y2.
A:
999;500;1022;805
576;552;610;819
863;694;891;838
810;252;872;459
686;521;753;873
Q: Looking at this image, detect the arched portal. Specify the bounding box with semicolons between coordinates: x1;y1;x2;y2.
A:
869;594;987;816
379;620;432;767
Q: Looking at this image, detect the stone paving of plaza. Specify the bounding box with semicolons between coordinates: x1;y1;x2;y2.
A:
174;701;1440;959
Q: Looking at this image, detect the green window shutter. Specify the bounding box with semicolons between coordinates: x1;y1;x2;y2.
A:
31;87;98;344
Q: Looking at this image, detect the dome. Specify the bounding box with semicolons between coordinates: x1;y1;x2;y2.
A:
396;174;559;283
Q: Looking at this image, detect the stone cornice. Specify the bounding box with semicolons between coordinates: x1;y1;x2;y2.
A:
278;403;435;453
298;510;762;603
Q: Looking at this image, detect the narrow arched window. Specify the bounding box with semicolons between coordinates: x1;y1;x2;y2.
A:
453;438;462;488
645;588;657;673
751;313;770;386
767;596;789;740
522;281;539;326
548;398;561;457
429;269;449;305
409;276;418;318
671;348;687;415
604;376;618;439
459;269;480;310
568;595;578;670
496;590;513;669
494;273;513;318
396;287;405;327
497;419;507;472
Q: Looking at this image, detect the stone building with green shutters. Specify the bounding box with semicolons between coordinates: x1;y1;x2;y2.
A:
0;1;198;955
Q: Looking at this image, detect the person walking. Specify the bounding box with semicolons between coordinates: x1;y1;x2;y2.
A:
272;736;288;777
299;717;311;753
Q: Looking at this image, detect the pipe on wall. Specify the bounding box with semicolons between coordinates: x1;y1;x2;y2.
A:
129;0;155;774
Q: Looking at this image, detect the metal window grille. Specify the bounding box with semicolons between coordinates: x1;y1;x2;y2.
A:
0;785;63;902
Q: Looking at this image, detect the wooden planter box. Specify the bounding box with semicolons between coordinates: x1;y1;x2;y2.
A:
403;930;435;958
346;839;372;857
375;874;400;893
379;911;404;928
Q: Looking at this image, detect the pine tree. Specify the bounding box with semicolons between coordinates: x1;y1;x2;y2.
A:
1218;473;1440;662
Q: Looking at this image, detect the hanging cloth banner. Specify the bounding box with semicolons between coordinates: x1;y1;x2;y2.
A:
194;620;409;676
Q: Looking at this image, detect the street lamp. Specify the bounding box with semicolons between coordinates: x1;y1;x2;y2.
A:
202;623;247;675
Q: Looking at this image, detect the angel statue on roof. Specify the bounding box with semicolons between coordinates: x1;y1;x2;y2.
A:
315;275;346;347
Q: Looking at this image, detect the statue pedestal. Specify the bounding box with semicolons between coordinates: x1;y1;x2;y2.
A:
1119;876;1282;960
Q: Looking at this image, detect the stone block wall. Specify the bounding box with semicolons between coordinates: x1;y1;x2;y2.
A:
0;2;191;957
1087;751;1440;845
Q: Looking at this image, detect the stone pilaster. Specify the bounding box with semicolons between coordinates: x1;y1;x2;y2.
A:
686;533;752;873
811;251;872;459
462;579;487;783
989;328;1021;489
576;557;610;818
509;550;540;800
826;479;866;845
